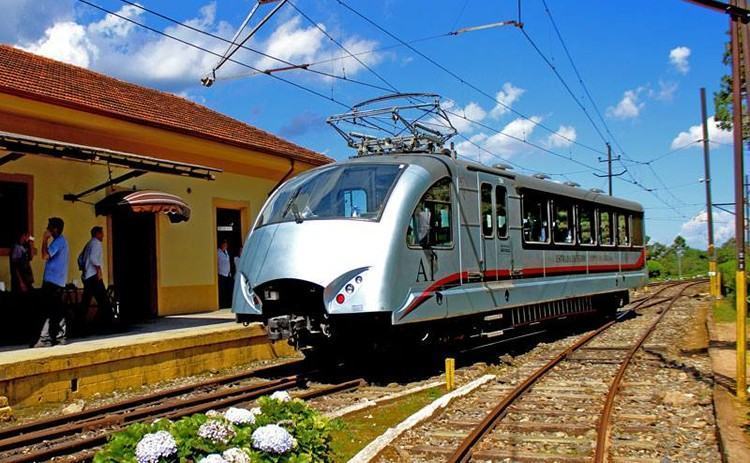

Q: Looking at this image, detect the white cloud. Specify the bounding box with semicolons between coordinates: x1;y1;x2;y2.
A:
547;125;577;148
670;116;733;149
680;209;734;249
20;21;98;68
0;0;72;44
669;46;691;74
456;116;542;162
652;80;678;101
607;88;644;119
443;100;487;133
14;2;384;91
490;82;525;118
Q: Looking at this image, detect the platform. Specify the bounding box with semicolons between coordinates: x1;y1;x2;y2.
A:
0;310;295;408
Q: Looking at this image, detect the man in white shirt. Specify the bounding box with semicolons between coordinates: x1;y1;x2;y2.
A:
218;239;232;308
79;226;111;329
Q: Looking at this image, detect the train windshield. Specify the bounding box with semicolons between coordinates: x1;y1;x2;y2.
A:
257;163;405;226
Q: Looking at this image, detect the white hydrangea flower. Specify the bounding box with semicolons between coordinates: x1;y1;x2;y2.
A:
197;420;236;444
222;447;251;463
205;409;222;418
224;407;257;425
251;424;297;454
269;390;291;402
134;430;178;463
198;454;228;463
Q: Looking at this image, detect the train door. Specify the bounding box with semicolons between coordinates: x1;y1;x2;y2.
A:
478;177;497;276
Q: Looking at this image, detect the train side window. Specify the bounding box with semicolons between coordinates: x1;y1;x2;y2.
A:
407;178;452;248
617;213;630;246
599;209;613;245
496;185;508;238
578;204;596;245
481;183;494;238
552;200;575;244
343;189;367;217
631;214;644;246
522;192;549;243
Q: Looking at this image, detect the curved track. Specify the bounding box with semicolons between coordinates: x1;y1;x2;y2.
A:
443;280;705;463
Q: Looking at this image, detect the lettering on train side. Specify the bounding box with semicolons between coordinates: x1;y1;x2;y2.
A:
416;258;435;282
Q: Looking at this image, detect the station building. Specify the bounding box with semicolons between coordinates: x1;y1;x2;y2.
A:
0;44;331;318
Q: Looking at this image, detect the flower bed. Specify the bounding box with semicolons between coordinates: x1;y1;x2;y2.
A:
94;392;335;463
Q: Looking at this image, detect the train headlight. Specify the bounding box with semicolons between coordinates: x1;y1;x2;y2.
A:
345;283;355;294
355;276;363;284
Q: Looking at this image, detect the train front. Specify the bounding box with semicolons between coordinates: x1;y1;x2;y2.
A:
232;160;411;353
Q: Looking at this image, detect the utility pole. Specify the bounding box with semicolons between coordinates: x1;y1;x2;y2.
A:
594;143;625;196
701;88;719;297
730;0;747;400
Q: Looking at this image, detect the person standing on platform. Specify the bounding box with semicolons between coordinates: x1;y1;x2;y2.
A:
10;231;34;294
34;217;69;347
218;239;232;308
78;226;111;329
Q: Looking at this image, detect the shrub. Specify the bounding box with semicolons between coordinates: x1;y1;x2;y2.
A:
94;392;335;463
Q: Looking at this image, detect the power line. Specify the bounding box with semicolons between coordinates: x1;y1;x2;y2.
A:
113;0;393;93
539;0;623;154
287;0;399;93
77;0;352;108
519;27;609;145
333;0;608;157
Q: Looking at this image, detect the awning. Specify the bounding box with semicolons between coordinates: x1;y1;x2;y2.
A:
0;131;221;180
95;190;191;223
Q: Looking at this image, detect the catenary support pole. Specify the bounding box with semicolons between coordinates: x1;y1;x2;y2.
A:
701;88;718;297
730;3;747;400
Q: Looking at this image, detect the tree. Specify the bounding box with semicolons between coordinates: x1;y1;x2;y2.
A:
714;35;749;139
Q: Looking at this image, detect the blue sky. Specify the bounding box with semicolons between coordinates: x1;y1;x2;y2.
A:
2;0;741;248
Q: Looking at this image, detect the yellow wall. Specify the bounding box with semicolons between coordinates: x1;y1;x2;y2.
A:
0;92;325;316
0;155;279;315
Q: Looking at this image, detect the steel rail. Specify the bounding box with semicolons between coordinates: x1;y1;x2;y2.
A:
593;280;705;462
0;358;304;442
446;281;698;462
2;378;363;463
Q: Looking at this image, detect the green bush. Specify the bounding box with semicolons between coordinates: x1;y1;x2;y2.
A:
94;393;335;463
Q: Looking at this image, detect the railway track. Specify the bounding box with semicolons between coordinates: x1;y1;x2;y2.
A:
0;359;363;463
373;280;714;462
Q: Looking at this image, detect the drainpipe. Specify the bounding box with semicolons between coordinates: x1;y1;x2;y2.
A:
269;159;295;196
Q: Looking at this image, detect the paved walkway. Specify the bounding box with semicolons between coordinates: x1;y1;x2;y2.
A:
0;309;238;361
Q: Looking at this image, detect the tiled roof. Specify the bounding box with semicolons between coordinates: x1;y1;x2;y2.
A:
0;45;331;166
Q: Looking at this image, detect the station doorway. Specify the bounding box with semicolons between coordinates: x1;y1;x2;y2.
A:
216;208;243;307
111;211;158;319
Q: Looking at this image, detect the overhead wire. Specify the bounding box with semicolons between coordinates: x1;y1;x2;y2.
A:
112;0;394;93
333;0;608;157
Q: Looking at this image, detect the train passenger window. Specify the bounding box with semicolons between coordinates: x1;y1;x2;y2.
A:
343;189;367;217
578;204;596;245
617;213;630;246
522;192;549;243
407;178;452;248
552;200;575;244
631;214;644;246
599;210;613;245
481;183;493;238
496;186;508;238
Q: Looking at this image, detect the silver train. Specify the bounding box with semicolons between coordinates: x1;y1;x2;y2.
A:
232;152;647;353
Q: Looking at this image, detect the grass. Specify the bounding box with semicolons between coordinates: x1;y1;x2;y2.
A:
329;385;445;462
714;296;750;326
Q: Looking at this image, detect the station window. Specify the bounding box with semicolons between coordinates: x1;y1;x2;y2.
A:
631;214;644;246
617;213;630;246
407;177;452;248
522;192;549;243
496;186;508;238
578;204;596;245
552;200;575;244
599;209;613;245
481;183;493;238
